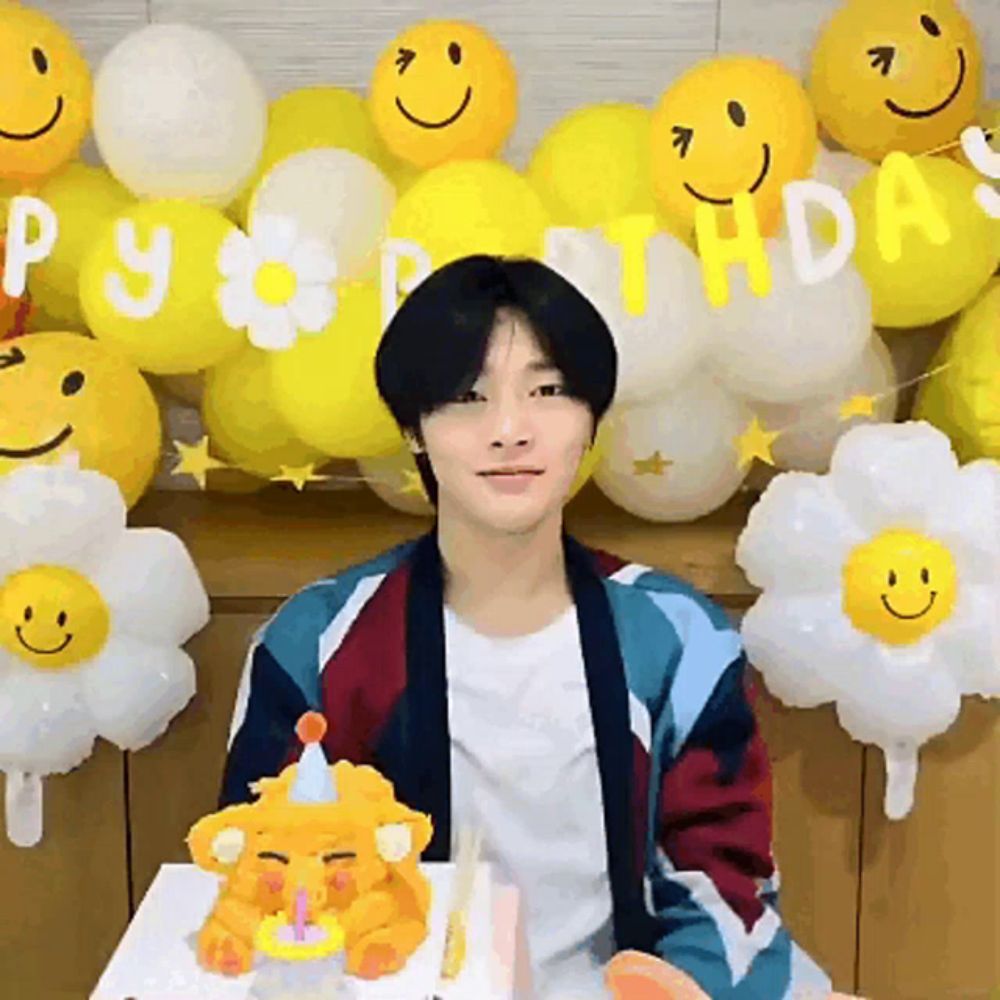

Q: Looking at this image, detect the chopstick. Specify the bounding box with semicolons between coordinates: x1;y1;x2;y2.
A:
438;825;483;984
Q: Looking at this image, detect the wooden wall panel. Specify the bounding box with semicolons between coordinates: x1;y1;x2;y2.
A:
0;744;130;999
857;698;1000;999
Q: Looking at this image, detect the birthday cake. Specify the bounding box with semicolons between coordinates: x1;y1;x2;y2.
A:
186;712;434;991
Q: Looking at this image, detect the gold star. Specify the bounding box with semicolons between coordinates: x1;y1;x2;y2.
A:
839;394;877;421
171;436;227;489
632;450;673;476
735;417;780;470
399;469;427;498
270;463;331;491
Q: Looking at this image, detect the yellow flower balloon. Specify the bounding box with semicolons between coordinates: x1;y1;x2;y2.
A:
268;282;402;458
202;347;326;479
28;162;134;329
848;154;999;327
388;159;551;277
527;103;656;228
79;200;245;374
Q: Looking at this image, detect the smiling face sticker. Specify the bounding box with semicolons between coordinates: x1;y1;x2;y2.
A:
842;529;958;645
0;1;93;184
0;333;161;508
369;20;517;169
809;0;982;162
0;565;110;670
650;56;817;238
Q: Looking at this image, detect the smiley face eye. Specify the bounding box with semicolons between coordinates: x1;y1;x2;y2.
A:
32;47;48;75
448;42;462;65
921;567;930;584
868;46;895;77
920;14;941;37
888;569;898;587
671;125;693;158
727;100;746;127
61;371;85;396
23;606;32;622
395;47;416;74
57;611;67;627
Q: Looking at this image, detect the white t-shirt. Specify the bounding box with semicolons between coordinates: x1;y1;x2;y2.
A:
444;602;615;1000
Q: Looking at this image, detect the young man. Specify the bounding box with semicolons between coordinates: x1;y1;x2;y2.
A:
221;255;846;999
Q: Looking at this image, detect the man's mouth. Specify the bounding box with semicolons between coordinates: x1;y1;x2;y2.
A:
0;425;73;459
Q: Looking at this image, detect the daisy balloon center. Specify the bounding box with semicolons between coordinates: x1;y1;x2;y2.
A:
0;565;110;670
842;529;958;645
253;260;298;307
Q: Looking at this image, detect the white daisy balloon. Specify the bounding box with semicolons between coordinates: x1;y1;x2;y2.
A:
736;421;1000;820
216;214;338;351
0;463;210;847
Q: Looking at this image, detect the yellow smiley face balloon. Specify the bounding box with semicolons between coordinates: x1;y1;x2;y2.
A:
0;565;110;670
0;1;92;184
809;0;982;162
0;333;161;508
842;529;958;645
650;56;818;238
369;20;517;169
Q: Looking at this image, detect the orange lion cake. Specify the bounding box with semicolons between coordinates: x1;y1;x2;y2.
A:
186;712;434;992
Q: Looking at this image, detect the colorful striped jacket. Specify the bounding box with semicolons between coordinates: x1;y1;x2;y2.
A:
221;527;832;998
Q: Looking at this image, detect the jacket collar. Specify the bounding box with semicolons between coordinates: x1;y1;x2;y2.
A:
399;524;654;950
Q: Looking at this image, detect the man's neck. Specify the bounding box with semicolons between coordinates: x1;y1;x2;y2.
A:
436;506;573;638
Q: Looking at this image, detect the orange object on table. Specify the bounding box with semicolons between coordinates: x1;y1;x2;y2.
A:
0;237;32;339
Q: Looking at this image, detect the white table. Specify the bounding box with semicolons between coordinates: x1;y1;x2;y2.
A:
92;863;526;1000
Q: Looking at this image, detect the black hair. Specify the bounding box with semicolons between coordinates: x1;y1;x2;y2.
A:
374;254;618;506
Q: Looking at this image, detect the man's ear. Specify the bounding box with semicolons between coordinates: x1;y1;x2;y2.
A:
403;428;424;454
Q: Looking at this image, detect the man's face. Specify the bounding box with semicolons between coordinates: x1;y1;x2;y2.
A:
419;310;593;535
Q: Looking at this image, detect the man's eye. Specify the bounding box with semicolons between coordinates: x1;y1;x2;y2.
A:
535;383;566;397
454;389;483;403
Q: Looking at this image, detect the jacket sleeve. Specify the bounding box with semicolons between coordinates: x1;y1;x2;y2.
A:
648;643;833;999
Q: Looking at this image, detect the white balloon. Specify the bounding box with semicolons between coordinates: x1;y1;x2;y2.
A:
90;528;211;646
543;227;709;405
0;659;95;775
749;333;897;473
0;463;126;579
80;636;196;750
593;373;750;522
93;23;267;203
250;149;396;282
707;237;872;404
356;451;434;517
736;420;1000;818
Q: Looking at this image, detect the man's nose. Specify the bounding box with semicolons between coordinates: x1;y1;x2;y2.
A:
489;404;532;449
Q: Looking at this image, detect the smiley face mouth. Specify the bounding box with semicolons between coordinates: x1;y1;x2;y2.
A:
0;95;65;141
15;626;73;655
881;591;938;620
0;424;73;459
395;87;473;129
683;142;771;205
885;49;966;119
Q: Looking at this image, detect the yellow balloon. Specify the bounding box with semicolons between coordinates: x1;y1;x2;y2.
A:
388;159;551;278
202;346;326;478
913;278;1000;460
528;103;656;228
849;155;999;327
28;162;134;329
228;86;391;226
0;331;161;507
268;282;402;458
79;200;245;374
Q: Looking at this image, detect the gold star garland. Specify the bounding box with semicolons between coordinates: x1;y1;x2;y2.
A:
171;436;227;489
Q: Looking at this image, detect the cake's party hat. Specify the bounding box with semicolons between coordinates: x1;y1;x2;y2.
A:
289;712;338;804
